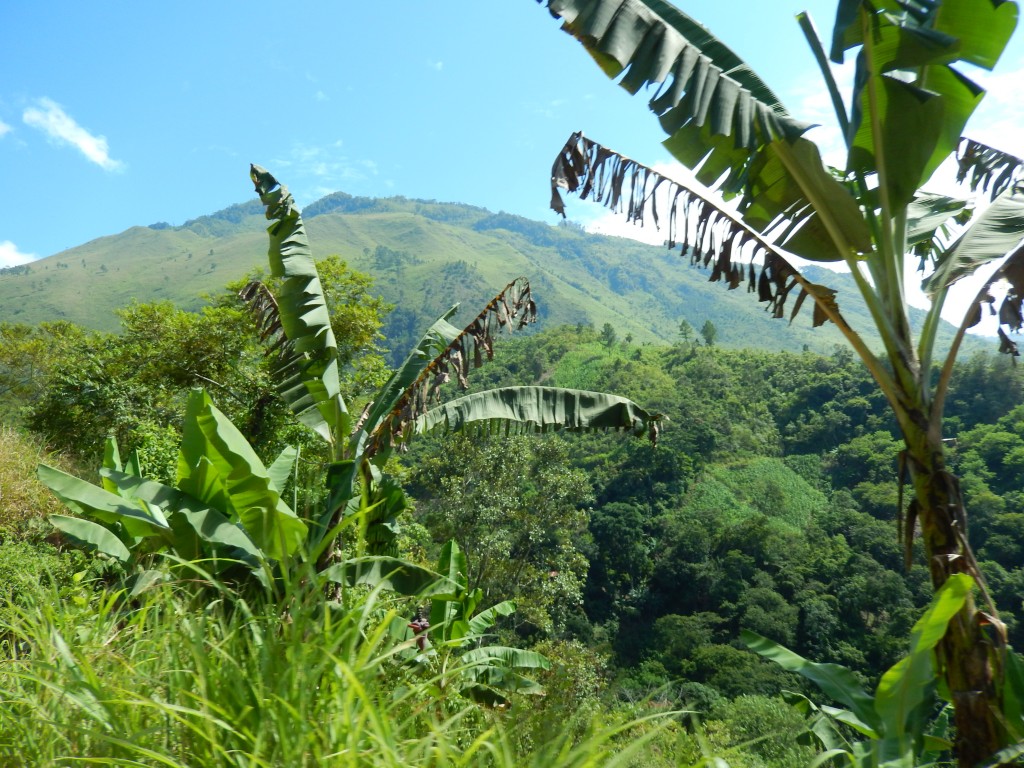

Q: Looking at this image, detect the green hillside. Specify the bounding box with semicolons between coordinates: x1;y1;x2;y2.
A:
0;191;989;358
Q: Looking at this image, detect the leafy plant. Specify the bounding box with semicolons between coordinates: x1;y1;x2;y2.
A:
745;573;975;765
242;164;662;562
538;0;1021;760
400;539;552;706
39;389;304;584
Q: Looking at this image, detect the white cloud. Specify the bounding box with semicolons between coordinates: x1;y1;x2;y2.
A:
314;90;328;102
428;60;443;71
0;119;11;138
22;98;124;171
0;240;37;268
274;142;381;203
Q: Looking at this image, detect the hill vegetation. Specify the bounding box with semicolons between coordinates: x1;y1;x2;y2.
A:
0;192;988;364
2;252;1023;762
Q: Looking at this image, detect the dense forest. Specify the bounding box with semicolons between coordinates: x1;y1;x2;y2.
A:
3;254;1024;765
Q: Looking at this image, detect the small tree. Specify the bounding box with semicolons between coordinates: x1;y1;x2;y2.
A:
599;321;617;346
700;320;718;347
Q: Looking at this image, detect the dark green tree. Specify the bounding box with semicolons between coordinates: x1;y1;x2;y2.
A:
700;320;717;347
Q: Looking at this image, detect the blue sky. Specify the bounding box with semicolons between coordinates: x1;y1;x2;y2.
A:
2;2;1022;267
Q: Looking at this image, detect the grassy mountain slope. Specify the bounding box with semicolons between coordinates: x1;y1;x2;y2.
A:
0;192;987;358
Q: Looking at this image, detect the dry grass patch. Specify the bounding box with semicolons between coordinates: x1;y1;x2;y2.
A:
0;426;71;534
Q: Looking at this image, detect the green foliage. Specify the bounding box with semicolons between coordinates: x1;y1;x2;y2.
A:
39;393;306;581
243;167;659;564
411;435;592;636
0;539;85;632
7;256;389;472
403;539;553;706
540;0;1023;758
699;320;717;347
745;573;975;765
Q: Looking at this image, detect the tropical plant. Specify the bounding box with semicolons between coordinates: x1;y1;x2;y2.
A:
400;539;552;706
745;573;975;766
536;0;1021;761
242;164;661;564
38;389;305;586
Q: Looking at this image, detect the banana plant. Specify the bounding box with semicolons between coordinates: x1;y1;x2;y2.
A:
40;388;305;586
536;0;1020;761
745;574;974;766
400;539;550;706
242;165;661;562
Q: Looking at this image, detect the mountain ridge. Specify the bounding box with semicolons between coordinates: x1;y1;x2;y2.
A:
0;190;990;360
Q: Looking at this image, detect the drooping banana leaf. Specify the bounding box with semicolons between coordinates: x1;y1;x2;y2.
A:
460;645;551;671
49;515;131;563
360;277;539;460
957;138;1024;201
413;386;660;443
551;133;856;328
742;629;882;736
907;192;970;249
537;1;889;263
923;183;1024;297
244;165;345;445
102;468;264;567
321;280;539;539
39;464;170;539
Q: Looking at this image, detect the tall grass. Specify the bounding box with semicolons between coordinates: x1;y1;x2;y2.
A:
0;426;69;534
0;562;683;767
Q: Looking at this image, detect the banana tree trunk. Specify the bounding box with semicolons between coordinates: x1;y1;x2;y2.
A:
902;412;1003;765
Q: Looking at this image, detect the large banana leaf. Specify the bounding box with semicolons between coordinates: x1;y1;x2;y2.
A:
874;574;972;748
458;646;551;703
246;165;344;445
178;389;306;560
924;184;1024;297
321;556;460;598
413;386;659;442
742;629;882;736
844;10;989;211
102;468;264;567
460;645;550;671
467;600;517;636
38;464;169;539
831;0;1018;70
538;0;808;176
49;515;131;563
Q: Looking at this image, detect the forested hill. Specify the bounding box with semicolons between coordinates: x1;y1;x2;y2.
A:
0;191;988;359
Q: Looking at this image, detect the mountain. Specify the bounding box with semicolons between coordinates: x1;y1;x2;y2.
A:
0;191;990;360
